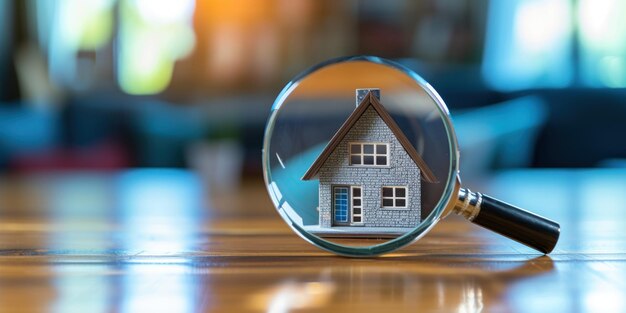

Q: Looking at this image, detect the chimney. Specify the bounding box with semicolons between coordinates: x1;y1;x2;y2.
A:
356;88;380;107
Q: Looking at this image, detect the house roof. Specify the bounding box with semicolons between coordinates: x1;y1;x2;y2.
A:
301;92;437;183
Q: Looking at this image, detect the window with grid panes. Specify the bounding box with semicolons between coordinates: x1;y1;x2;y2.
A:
349;143;388;166
381;186;407;208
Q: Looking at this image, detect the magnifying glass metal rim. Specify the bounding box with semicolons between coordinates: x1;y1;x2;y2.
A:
262;55;461;257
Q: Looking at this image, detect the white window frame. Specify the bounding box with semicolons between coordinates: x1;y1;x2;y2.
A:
351;186;363;225
381;186;408;209
348;142;390;167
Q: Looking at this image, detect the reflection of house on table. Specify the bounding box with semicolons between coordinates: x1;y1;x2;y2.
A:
302;89;436;237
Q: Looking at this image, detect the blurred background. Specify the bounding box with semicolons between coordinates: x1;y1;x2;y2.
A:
1;0;626;216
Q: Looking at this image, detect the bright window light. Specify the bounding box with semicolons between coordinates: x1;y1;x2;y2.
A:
55;0;115;50
133;0;195;24
578;0;626;87
47;0;115;86
482;0;573;91
117;0;196;95
514;1;570;54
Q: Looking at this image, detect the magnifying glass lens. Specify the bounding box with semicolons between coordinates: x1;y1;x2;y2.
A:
263;57;457;255
263;56;559;256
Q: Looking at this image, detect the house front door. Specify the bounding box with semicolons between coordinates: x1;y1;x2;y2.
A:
332;186;362;226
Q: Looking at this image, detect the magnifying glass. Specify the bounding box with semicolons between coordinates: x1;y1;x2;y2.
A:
262;56;560;257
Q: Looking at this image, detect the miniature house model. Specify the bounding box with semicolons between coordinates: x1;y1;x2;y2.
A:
302;89;436;235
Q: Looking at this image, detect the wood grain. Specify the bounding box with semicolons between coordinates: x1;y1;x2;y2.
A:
0;169;624;313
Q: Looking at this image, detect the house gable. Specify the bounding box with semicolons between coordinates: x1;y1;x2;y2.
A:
318;105;420;177
301;92;436;182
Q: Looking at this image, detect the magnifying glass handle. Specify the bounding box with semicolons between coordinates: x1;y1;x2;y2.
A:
455;189;560;254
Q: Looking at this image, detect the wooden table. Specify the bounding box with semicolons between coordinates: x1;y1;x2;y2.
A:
0;169;624;312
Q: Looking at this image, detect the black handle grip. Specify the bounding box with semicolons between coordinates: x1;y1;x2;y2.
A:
471;195;560;254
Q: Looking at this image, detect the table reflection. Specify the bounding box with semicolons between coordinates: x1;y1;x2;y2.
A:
117;169;202;254
120;263;197;313
116;170;201;313
37;169;204;312
52;264;111;313
1;168;626;312
244;256;553;313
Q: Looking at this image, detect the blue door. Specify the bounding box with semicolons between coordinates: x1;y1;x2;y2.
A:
333;186;349;225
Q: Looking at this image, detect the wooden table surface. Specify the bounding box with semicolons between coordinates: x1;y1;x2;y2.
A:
0;169;625;313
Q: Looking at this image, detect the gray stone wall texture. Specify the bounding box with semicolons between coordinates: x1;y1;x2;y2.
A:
317;106;421;228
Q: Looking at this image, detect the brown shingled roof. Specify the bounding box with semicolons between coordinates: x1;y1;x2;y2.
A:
301;92;437;183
